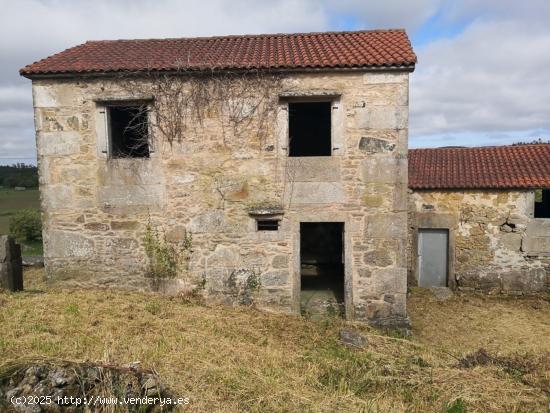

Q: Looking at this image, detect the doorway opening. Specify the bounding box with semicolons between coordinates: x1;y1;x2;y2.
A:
418;228;449;287
300;222;345;317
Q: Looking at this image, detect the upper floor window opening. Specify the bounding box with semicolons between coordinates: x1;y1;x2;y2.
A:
107;104;150;158
288;101;331;157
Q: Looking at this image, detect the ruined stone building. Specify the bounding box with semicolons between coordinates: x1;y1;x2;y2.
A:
19;29;549;329
408;145;550;293
20;30;416;328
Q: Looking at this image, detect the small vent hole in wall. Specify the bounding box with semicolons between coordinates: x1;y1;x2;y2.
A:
257;219;280;231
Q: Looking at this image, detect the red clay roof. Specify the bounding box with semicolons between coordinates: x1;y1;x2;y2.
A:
409;144;550;190
20;29;416;77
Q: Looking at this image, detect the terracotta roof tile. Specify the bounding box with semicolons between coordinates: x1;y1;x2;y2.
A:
20;29;416;77
409;144;550;190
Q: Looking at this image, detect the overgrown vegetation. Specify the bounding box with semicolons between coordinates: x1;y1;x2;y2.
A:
0;188;42;255
9;209;42;242
143;223;192;289
226;268;261;305
0;268;548;412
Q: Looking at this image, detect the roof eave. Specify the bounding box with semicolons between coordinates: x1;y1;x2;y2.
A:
409;186;543;191
20;63;416;80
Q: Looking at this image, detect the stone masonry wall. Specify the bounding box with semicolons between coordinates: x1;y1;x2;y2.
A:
409;190;550;293
32;70;410;327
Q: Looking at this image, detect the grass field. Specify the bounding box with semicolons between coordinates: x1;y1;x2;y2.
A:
0;188;42;255
0;268;548;412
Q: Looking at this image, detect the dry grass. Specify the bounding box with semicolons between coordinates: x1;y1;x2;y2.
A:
0;269;548;412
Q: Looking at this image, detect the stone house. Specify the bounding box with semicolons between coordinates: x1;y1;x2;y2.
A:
408;144;550;293
20;29;416;328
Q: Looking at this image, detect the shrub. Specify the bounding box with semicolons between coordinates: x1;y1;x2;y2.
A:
9;209;42;242
143;223;192;289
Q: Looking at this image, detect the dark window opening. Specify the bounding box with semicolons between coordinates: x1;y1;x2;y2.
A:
300;222;344;317
257;219;280;231
108;105;150;158
534;189;550;218
288;102;331;157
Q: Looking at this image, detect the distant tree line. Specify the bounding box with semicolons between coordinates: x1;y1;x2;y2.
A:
513;138;550;145
0;164;38;188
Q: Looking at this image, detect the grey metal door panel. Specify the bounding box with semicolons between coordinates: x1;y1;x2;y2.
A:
418;229;448;287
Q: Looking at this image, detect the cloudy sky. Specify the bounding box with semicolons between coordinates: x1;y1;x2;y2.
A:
1;0;550;164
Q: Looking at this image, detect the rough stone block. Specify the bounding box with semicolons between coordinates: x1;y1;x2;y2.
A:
204;268;228;292
37;131;81;156
286;157;341;182
272;255;289;269
357;106;408;130
107;238;139;251
363;73;408;85
354;294;409;329
0;235;12;262
41;185;77;210
362;83;408;106
188;210;225;233
206;244;240;268
522;236;550;255
46;231;94;258
84;223;109;231
361;157;407;184
362;183;393;204
365;213;407;239
33;83;77;107
362;267;407;295
499;233;522;251
99;159;164;186
358;137;396;154
392;183;408;212
261;270;289;287
111;221;140;231
98;185;165;207
363;249;393;267
526;220;550;236
285;182;345;204
501;268;546;292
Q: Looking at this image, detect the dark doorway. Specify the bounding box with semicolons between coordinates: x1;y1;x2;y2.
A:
534;189;550;218
300;222;344;316
288;102;332;157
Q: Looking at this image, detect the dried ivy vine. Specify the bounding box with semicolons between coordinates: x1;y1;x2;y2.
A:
117;68;283;150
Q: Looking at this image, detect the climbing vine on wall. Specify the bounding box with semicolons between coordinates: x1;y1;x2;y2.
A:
143;222;193;290
118;68;283;150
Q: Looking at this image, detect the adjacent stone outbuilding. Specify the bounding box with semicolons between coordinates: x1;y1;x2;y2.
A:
20;29;417;328
408;144;550;293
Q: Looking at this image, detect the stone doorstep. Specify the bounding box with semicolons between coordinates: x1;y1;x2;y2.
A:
429;287;454;301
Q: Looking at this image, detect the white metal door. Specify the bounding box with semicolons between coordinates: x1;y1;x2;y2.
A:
418;229;448;287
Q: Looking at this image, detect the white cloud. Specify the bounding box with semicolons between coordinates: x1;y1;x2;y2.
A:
410;17;550;143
